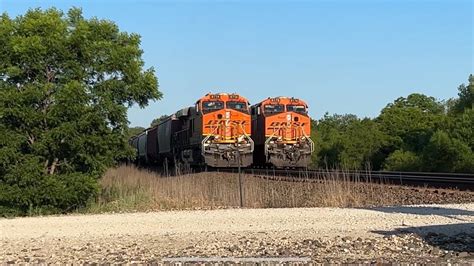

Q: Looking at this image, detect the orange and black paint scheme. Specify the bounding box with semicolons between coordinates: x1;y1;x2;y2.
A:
131;93;253;168
197;93;254;167
251;97;314;168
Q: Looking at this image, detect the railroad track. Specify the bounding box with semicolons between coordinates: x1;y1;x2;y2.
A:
212;168;474;191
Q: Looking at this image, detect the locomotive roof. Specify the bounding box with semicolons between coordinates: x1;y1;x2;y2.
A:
197;93;250;103
253;96;308;107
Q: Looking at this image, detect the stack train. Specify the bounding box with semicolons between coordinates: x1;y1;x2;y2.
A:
129;93;314;169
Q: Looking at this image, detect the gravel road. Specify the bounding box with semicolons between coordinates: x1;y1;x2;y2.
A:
1;203;473;264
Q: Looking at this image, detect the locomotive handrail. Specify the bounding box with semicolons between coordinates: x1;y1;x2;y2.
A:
201;119;254;159
201;125;221;156
238;122;254;153
300;126;315;153
264;123;314;156
264;124;283;157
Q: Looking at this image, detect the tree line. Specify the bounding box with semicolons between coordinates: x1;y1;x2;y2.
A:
311;75;473;173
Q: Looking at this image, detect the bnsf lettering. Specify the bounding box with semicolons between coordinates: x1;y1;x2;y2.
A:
269;122;306;127
206;120;247;125
206;120;219;125
204;120;248;128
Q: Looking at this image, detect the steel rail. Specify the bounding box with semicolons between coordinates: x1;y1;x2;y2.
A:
212;168;474;190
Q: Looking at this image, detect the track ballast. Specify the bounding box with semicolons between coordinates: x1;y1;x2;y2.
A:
210;168;474;191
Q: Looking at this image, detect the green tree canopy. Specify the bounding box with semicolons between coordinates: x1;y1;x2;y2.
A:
450;75;474;114
386;94;445;114
383;150;422;172
421;130;474;173
445;108;474;150
0;8;161;215
377;93;444;152
313;114;388;169
150;114;169;127
311;76;473;173
127;126;146;140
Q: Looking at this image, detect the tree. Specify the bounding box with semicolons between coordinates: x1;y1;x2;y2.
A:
421;131;474;173
127;126;146;140
445;108;474;150
377;93;444;153
383;150;422;171
150;114;169;127
450;74;474;114
0;8;161;215
312;114;354;168
312;114;388;170
338;118;389;169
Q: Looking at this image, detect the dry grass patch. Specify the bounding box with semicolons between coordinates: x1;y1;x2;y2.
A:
85;165;474;213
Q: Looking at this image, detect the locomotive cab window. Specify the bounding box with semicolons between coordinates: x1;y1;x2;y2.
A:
227;101;249;113
286;105;307;114
202;101;224;113
264;104;284;115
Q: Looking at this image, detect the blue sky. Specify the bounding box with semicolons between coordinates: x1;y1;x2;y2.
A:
1;0;473;127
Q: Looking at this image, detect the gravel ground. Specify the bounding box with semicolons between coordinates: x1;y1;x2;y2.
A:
1;203;473;264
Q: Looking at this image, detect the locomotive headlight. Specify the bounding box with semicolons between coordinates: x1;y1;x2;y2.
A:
278;136;282;141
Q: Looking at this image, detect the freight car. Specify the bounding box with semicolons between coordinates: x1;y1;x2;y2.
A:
130;93;254;168
250;97;314;168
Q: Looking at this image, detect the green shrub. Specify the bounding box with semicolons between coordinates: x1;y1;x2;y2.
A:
421;130;474;173
383;150;422;171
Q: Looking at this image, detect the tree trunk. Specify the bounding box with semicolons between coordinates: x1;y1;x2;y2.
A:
49;158;59;175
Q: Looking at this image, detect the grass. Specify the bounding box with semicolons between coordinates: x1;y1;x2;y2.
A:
84;165;420;213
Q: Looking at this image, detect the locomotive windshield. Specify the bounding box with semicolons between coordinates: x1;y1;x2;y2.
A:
202;101;224;113
227;101;249;113
264;104;284;114
286;105;307;114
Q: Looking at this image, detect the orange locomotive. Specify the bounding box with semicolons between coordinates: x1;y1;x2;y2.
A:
250;97;314;168
131;93;254;168
198;93;254;167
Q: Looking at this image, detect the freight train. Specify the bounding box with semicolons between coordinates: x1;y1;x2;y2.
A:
130;94;314;169
129;93;254;168
251;97;314;168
